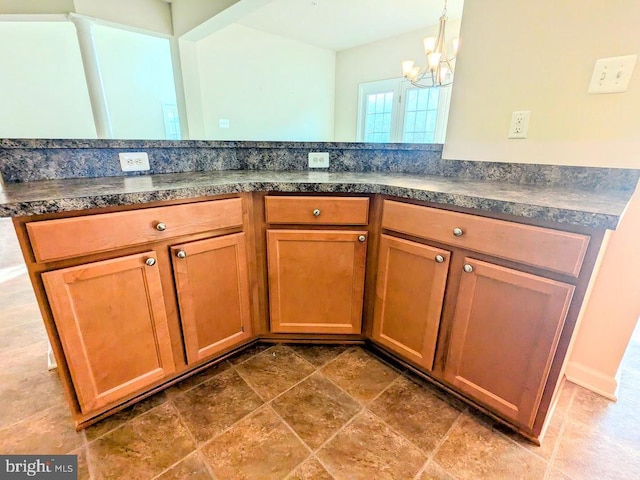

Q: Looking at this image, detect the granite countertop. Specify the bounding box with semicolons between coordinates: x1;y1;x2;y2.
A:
0;170;630;230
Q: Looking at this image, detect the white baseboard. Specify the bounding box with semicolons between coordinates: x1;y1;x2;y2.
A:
565;361;618;401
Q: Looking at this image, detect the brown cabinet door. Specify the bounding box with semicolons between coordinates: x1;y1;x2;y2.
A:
172;233;253;364
444;258;574;428
42;252;176;413
267;229;367;334
372;235;450;371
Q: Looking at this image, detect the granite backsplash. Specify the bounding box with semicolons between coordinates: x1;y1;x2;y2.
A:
1;140;638;193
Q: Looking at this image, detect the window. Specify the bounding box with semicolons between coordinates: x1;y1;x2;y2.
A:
357;79;451;143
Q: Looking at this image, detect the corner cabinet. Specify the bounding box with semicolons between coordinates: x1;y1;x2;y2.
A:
21;197;254;422
264;196;370;334
374;200;596;437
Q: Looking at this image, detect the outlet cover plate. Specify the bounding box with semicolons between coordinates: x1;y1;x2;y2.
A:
119;152;150;172
308;152;330;168
508;111;530;139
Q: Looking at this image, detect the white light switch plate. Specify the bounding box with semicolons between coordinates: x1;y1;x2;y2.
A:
308;152;330;168
588;55;637;94
119;152;150;172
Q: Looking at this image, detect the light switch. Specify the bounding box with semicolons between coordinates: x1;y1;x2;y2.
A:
588;55;637;94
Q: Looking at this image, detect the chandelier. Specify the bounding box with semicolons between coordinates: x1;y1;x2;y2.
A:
401;0;459;88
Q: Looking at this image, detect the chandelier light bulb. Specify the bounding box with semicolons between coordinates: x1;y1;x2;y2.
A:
402;60;416;76
423;37;436;54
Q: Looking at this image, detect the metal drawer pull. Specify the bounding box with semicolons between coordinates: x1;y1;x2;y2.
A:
176;250;187;259
453;227;464;237
435;255;445;263
358;235;366;242
463;264;474;273
145;257;156;266
155;222;167;231
313;209;321;217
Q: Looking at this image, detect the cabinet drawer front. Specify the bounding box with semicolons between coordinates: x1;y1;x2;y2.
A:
265;196;369;225
381;200;589;277
27;198;243;262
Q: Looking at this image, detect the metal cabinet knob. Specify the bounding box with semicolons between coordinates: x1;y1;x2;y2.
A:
453;227;464;237
176;250;187;259
145;257;156;266
463;264;474;273
435;255;445;263
313;209;321;217
155;222;167;231
358;235;366;242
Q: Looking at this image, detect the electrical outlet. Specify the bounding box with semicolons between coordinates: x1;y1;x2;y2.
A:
308;152;330;168
119;152;150;172
218;118;230;128
508;111;530;139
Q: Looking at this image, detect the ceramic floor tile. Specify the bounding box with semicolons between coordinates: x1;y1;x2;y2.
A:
288;345;349;368
164;360;231;397
418;461;455;480
0;315;45;351
566;379;640;450
272;372;361;449
155;452;213;480
320;348;399;403
434;414;547;480
71;447;91;480
495;408;563;461
370;376;462;453
553;418;640;480
85;391;168;441
235;345;315;401
227;343;273;365
288;457;334;480
88;403;196;480
317;410;425;480
201;405;309;480
0;403;83;455
171;369;264;443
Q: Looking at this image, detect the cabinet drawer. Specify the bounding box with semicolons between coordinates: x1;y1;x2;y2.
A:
27;198;243;263
265;196;369;225
381;200;589;277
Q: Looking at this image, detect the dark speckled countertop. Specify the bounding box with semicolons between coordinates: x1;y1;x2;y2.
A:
1;140;638;230
0;170;631;229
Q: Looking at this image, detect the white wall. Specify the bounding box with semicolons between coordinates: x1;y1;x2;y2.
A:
334;21;461;142
0;21;96;138
93;24;178;139
443;0;640;398
193;23;335;141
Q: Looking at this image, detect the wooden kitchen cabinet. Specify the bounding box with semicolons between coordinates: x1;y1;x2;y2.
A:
372;235;450;371
171;233;253;364
267;229;367;334
443;258;574;429
42;252;176;413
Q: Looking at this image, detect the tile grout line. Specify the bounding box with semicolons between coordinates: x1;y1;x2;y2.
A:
0;402;63;434
543;386;577;480
415;411;466;480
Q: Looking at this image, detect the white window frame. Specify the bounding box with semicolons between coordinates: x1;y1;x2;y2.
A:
357;78;452;144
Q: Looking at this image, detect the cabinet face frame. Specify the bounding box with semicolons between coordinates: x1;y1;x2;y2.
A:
444;257;574;428
41;252;176;413
267;229;368;334
372;235;450;371
171;233;253;364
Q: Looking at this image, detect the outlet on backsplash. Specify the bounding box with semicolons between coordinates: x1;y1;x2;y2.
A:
308;152;330;168
119;152;150;172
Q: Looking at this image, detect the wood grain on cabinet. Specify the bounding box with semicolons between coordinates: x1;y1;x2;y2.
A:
267;229;367;334
444;258;574;428
41;252;176;413
171;233;253;364
265;196;369;225
381;200;590;277
372;235;450;371
27;198;243;263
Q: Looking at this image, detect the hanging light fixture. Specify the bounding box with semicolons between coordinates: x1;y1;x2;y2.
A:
402;0;459;88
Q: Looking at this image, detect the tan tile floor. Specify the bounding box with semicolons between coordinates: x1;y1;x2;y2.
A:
1;217;640;479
